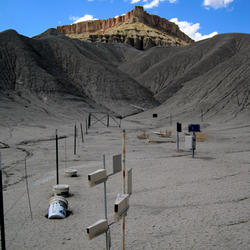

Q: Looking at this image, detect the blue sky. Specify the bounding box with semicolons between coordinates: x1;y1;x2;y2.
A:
0;0;249;41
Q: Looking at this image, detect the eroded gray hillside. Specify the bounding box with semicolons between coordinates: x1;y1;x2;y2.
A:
0;29;249;120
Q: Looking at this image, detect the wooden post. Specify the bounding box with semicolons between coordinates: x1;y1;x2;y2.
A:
121;130;126;250
56;129;59;184
0;152;6;250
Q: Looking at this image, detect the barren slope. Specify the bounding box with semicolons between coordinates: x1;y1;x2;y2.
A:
119;33;250;120
0;29;158;116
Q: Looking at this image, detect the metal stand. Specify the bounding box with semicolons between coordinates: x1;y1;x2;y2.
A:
103;155;110;250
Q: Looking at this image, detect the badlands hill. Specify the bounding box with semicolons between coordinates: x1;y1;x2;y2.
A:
0;28;249;124
57;6;193;50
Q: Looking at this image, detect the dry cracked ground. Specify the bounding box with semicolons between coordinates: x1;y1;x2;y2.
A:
0;110;249;250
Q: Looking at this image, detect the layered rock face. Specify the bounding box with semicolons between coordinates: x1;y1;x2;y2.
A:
57;6;193;49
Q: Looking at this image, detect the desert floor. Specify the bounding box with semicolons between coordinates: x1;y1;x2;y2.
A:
0;111;249;250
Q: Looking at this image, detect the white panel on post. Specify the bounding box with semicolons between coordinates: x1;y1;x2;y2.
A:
113;154;122;174
88;169;107;187
185;135;193;150
114;194;129;222
86;219;109;240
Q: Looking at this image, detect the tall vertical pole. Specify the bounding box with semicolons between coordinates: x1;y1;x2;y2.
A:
121;129;126;250
177;131;179;152
64;137;67;169
85;119;88;135
24;158;33;220
192;132;195;158
80;123;84;143
107;114;109;128
56;129;59;185
0;153;6;250
88;113;91;128
103;154;109;250
74;124;77;155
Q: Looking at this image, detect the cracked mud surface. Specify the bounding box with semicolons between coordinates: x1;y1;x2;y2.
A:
0;113;249;250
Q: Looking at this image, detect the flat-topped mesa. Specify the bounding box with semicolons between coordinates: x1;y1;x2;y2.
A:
57;6;194;49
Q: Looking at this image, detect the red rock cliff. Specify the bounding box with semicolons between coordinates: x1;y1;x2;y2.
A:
57;6;193;48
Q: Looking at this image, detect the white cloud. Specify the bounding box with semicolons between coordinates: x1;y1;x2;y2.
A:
170;18;218;41
131;0;141;3
144;0;161;8
69;14;97;24
203;0;234;9
131;0;177;9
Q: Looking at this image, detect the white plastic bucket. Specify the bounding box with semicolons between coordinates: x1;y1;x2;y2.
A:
48;196;68;219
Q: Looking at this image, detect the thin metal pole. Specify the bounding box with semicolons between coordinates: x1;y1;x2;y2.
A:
177;131;179;152
80;123;84;143
192;132;195;158
107;114;109;128
64;137;67;169
0;152;6;250
74;124;77;155
88;113;91;128
24;158;33;220
122;129;126;250
85;119;88;135
56;129;59;185
103;154;109;250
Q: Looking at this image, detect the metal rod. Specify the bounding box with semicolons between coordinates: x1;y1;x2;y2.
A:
56;129;59;185
0;152;6;250
24;158;33;220
122;129;126;250
64;137;67;169
107;114;109;128
103;154;109;250
74;124;77;155
85;119;88;135
88;113;91;128
177;131;179;152
192;132;195;158
80;123;84;143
